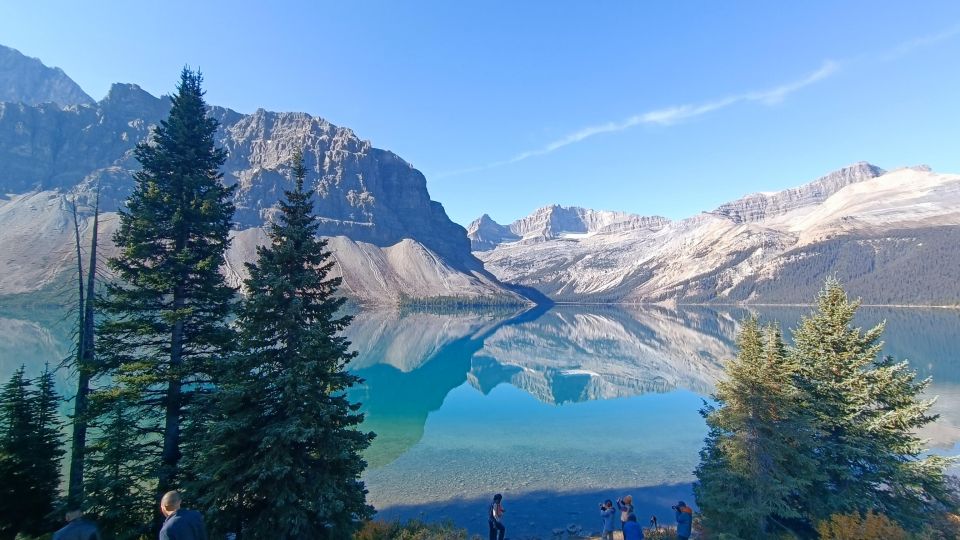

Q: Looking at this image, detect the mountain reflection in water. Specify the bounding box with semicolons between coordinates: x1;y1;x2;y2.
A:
0;301;956;534
346;305;960;473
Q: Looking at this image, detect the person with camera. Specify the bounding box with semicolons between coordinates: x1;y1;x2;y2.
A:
599;500;616;540
616;495;635;531
487;493;505;540
672;501;693;540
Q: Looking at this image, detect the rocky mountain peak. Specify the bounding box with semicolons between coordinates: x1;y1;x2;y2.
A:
0;44;94;107
712;161;885;223
467;214;519;251
469;205;670;251
100;83;169;121
510;205;668;240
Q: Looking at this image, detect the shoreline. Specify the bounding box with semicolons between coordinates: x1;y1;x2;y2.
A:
371;483;696;540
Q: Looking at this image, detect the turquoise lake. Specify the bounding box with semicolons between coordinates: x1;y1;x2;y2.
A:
2;302;958;537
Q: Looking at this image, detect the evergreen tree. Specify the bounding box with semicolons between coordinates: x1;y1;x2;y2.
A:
0;366;64;539
695;319;818;539
193;150;373;539
791;279;955;527
85;395;154;540
0;366;36;539
31;365;65;533
98;67;236;500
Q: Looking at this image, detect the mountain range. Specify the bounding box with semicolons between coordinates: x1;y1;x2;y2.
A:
471;162;960;305
3;43;959;307
0;44;524;305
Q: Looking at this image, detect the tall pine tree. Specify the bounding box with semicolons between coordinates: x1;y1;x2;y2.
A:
0;366;64;539
791;279;954;527
32;365;65;533
695;319;819;539
98;67;236;501
0;366;36;539
85;395;154;540
193;150;373;539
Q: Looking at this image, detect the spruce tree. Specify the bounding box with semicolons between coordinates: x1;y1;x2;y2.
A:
85;396;154;540
791;279;954;527
0;366;36;539
98;67;236;499
193;150;373;539
0;366;64;538
695;319;818;539
31;365;65;533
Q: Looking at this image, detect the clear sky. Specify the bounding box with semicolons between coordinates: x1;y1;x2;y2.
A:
2;1;960;226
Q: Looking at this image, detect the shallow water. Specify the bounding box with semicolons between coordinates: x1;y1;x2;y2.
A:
1;302;958;537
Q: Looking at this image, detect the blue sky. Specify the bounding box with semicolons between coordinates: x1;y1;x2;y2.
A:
2;1;960;226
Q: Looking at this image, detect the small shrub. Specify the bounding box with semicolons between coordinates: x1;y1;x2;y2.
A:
644;525;678;539
354;519;469;540
816;511;908;540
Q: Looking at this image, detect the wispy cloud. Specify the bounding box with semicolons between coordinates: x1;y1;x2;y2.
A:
436;23;960;180
878;22;960;62
436;61;838;178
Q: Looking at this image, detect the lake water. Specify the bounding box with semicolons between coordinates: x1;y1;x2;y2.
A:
2;302;958;537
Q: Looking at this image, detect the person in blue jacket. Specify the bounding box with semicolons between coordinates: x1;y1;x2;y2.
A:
53;510;100;540
674;500;693;540
622;514;644;540
159;491;208;540
599;500;616;540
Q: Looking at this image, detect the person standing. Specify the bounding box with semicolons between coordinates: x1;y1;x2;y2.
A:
599;500;616;540
488;493;505;540
616;495;635;530
622;514;644;540
674;500;693;540
53;510;101;540
159;491;208;540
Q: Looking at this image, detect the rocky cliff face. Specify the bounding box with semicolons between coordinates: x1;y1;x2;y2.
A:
478;165;960;305
0;52;523;304
711;161;885;223
0;45;94;107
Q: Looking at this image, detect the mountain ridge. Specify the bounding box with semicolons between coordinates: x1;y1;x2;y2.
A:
0;44;94;107
476;163;960;305
0;46;526;305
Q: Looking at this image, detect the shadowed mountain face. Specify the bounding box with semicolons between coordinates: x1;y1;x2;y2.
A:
476;163;960;305
0;51;521;304
0;45;94;107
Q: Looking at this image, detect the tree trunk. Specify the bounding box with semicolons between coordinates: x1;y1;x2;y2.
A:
159;284;185;496
67;194;97;508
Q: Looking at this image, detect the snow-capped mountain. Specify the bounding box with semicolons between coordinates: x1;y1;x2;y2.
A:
476;162;960;305
468;205;669;250
0;45;525;305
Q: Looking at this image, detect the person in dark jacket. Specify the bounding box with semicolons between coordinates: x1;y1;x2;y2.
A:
487;493;505;540
159;491;208;540
622;514;644;540
674;500;693;540
53;510;101;540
